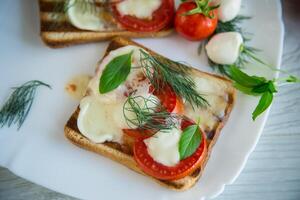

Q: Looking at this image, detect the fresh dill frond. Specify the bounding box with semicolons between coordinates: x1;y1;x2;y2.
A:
198;40;208;55
50;0;97;30
205;15;272;76
54;0;97;14
202;15;269;77
0;80;51;130
239;45;268;66
207;45;265;76
208;59;231;77
209;43;293;78
215;15;251;36
139;50;209;109
123;95;179;132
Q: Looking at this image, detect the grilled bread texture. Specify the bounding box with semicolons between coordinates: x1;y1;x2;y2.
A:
64;37;236;191
38;0;173;48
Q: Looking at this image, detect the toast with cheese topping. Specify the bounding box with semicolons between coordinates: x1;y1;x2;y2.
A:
38;0;173;48
64;37;236;191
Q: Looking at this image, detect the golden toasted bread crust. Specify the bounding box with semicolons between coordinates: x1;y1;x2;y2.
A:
64;37;236;191
38;0;174;48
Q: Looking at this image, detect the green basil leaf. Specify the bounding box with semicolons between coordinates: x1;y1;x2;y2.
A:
252;83;270;94
252;91;273;120
99;51;133;94
179;124;202;160
229;65;266;87
252;81;277;94
233;82;260;96
267;81;277;93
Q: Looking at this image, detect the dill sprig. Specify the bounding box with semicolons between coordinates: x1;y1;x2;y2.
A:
50;0;97;30
139;50;209;109
123;94;179;131
208;44;269;76
0;80;51;130
197;15;271;76
53;0;97;14
215;15;251;36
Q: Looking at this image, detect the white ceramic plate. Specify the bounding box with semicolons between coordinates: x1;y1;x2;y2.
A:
0;0;284;199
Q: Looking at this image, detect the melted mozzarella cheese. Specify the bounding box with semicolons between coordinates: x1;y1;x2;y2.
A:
67;0;107;31
78;45;157;143
144;128;181;167
77;96;125;143
216;0;242;22
184;76;228;130
89;45;148;102
116;0;162;19
194;76;226;95
205;32;243;65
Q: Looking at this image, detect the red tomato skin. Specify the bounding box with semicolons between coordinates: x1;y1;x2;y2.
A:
175;2;218;41
122;128;154;140
133;119;207;180
112;0;175;32
123;84;184;139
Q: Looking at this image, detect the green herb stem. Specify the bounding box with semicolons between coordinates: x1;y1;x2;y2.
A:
182;0;219;18
215;15;251;36
0;80;51;130
123;94;179;131
228;65;300;120
139;50;209;109
50;0;98;30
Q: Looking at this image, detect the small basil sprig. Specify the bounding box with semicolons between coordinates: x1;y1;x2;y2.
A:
99;51;133;94
229;65;300;120
179;119;202;160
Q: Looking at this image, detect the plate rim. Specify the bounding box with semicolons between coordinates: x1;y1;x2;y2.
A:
0;0;285;199
208;0;285;198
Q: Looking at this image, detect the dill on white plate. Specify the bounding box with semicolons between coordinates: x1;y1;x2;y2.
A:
0;80;51;130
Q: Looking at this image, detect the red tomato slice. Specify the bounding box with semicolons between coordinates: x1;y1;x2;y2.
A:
122;128;155;140
152;84;178;113
133;119;207;180
112;0;175;32
123;84;184;139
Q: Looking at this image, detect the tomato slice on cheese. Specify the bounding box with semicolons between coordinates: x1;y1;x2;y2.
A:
123;84;184;139
151;84;184;113
112;0;175;32
133;118;207;180
122;128;154;140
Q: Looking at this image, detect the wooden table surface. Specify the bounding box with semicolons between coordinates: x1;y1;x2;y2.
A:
1;1;299;199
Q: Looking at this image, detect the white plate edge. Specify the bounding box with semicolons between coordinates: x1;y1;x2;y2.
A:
0;1;285;199
207;0;285;198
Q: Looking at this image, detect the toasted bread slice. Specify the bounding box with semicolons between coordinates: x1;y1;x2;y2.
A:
38;0;173;48
64;37;236;191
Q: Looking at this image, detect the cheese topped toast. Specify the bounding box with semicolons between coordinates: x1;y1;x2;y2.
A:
38;0;174;48
64;37;236;191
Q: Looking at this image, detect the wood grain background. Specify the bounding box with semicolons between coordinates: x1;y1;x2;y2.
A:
0;0;299;199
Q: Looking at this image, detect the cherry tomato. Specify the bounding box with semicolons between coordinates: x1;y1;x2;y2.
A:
112;0;175;32
133;118;207;180
175;1;218;41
